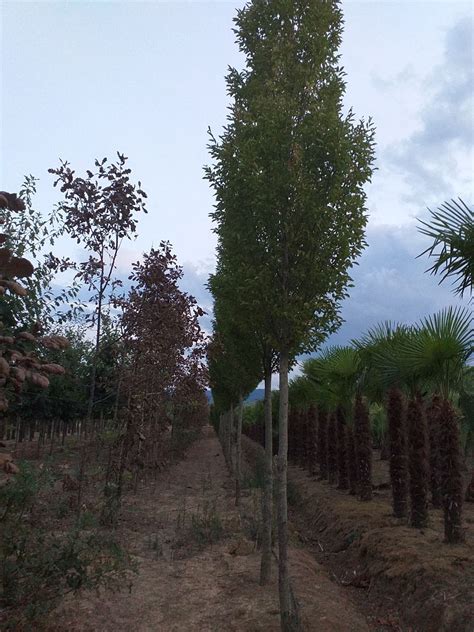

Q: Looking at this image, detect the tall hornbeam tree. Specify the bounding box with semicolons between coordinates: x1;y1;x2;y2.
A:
208;279;261;506
207;2;375;629
208;266;277;582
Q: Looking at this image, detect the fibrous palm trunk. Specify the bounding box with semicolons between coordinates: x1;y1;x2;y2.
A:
354;395;372;501
327;413;338;485
387;387;408;518
317;408;328;479
407;396;429;528
307;405;318;476
426;394;442;508
347;426;358;495
439;398;465;543
336;407;349;490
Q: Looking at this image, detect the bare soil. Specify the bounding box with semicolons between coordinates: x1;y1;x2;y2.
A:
46;426;373;632
284;449;474;632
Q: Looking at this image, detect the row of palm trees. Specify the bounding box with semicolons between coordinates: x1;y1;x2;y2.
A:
287;305;472;544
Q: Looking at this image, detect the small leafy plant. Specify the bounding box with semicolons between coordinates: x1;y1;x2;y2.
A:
0;462;133;629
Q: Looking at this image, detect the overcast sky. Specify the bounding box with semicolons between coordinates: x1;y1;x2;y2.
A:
1;0;473;375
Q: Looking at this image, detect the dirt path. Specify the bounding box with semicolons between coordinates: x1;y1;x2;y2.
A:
54;426;371;631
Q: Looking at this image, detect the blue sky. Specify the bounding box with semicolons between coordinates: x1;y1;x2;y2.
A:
1;1;473;377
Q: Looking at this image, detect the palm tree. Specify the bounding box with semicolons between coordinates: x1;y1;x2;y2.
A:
459;367;474;501
305;347;365;496
355;323;411;516
426;394;442;508
317;408;329;480
306;405;318;476
418;198;473;298
372;324;431;529
398;306;473;542
327;413;338;485
288;376;314;468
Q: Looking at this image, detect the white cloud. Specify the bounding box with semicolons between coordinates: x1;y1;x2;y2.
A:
385;18;473;204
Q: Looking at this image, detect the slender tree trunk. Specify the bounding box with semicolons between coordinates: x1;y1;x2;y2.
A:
379;431;390;460
18;418;24;444
228;408;234;475
87;271;104;425
260;368;273;585
36;425;44;458
277;350;299;631
218;413;223;449
407;396;429;528
387;387;408;518
235;393;243;507
113;358;125;427
439;398;465;543
354;395;373;501
14;418;21;454
49;419;56;456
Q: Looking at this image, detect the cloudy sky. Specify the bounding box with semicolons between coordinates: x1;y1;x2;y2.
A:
1;0;473;374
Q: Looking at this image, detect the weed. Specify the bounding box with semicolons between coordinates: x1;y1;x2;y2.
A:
147;534;163;558
190;499;223;546
242;453;265;490
241;490;263;545
287;480;302;507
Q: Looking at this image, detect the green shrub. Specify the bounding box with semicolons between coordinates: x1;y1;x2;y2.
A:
0;462;133;629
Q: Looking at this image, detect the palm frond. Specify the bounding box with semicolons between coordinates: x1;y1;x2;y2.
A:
303;346;361;413
418;198;474;298
396;306;473;398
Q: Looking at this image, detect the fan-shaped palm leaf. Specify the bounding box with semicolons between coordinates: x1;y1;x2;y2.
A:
396;306;473;399
358;323;418;393
418;198;474;298
354;321;409;400
303;346;361;414
288;375;318;410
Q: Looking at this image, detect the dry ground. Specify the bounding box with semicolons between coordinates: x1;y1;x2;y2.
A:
48;426;373;632
285;451;474;632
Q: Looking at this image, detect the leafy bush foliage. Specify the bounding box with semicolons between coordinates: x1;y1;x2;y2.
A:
0;462;133;628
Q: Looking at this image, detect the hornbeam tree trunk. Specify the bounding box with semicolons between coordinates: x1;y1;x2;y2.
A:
439;398;465;543
230;406;236;476
407;396;429;528
49;419;56;457
387;387;408;518
235;393;243;507
260;368;273;585
466;470;474;503
277;350;299;631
